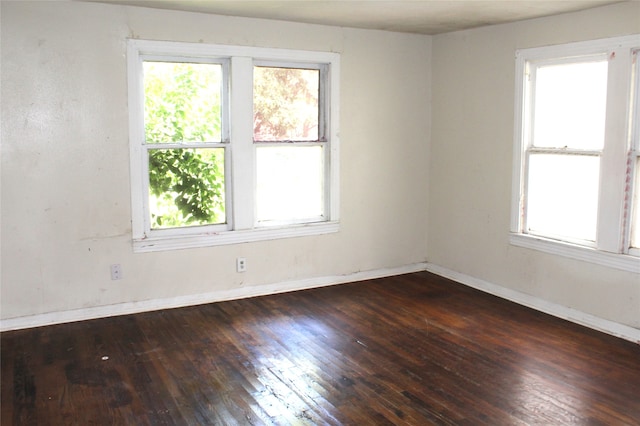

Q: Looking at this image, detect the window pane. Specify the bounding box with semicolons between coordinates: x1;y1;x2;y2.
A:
144;62;222;143
526;154;599;242
533;60;607;150
148;148;225;229
631;157;640;249
256;146;324;222
253;67;319;141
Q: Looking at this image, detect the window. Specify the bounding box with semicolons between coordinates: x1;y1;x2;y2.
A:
511;35;640;272
253;65;326;225
143;61;227;230
127;40;340;252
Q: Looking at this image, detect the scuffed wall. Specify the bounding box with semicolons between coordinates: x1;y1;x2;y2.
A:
1;1;431;320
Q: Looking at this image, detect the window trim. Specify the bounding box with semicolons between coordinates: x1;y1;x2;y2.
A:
511;35;640;273
127;40;340;252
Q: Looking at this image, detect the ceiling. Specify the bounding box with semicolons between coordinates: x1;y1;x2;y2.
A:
88;0;624;35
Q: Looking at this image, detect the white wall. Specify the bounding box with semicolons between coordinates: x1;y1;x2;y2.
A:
0;1;431;321
429;2;640;330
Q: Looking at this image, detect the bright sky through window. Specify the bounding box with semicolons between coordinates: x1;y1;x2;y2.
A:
525;60;607;242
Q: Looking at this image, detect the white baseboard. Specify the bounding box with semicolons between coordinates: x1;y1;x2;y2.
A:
425;263;640;344
4;261;638;344
0;262;428;332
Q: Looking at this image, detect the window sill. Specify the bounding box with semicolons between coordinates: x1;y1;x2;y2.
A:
509;233;640;273
133;221;339;253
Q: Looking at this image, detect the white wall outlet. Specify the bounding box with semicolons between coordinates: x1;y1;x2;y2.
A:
236;257;247;273
110;264;123;280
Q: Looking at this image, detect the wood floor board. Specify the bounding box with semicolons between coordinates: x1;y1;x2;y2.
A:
2;271;639;425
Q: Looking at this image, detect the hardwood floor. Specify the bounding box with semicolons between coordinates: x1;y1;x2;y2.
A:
2;271;639;425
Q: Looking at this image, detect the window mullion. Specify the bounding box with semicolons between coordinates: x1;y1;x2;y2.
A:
230;56;255;230
597;48;633;253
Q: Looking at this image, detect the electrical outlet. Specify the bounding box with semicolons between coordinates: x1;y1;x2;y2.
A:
236;257;247;273
110;264;123;280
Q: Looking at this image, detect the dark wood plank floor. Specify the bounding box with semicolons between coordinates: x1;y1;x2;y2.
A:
2;272;639;425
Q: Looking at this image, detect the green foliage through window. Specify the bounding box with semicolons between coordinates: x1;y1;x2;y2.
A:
148;149;225;228
143;62;225;228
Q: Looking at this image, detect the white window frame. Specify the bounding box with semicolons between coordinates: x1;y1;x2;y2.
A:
510;35;640;273
127;40;340;252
